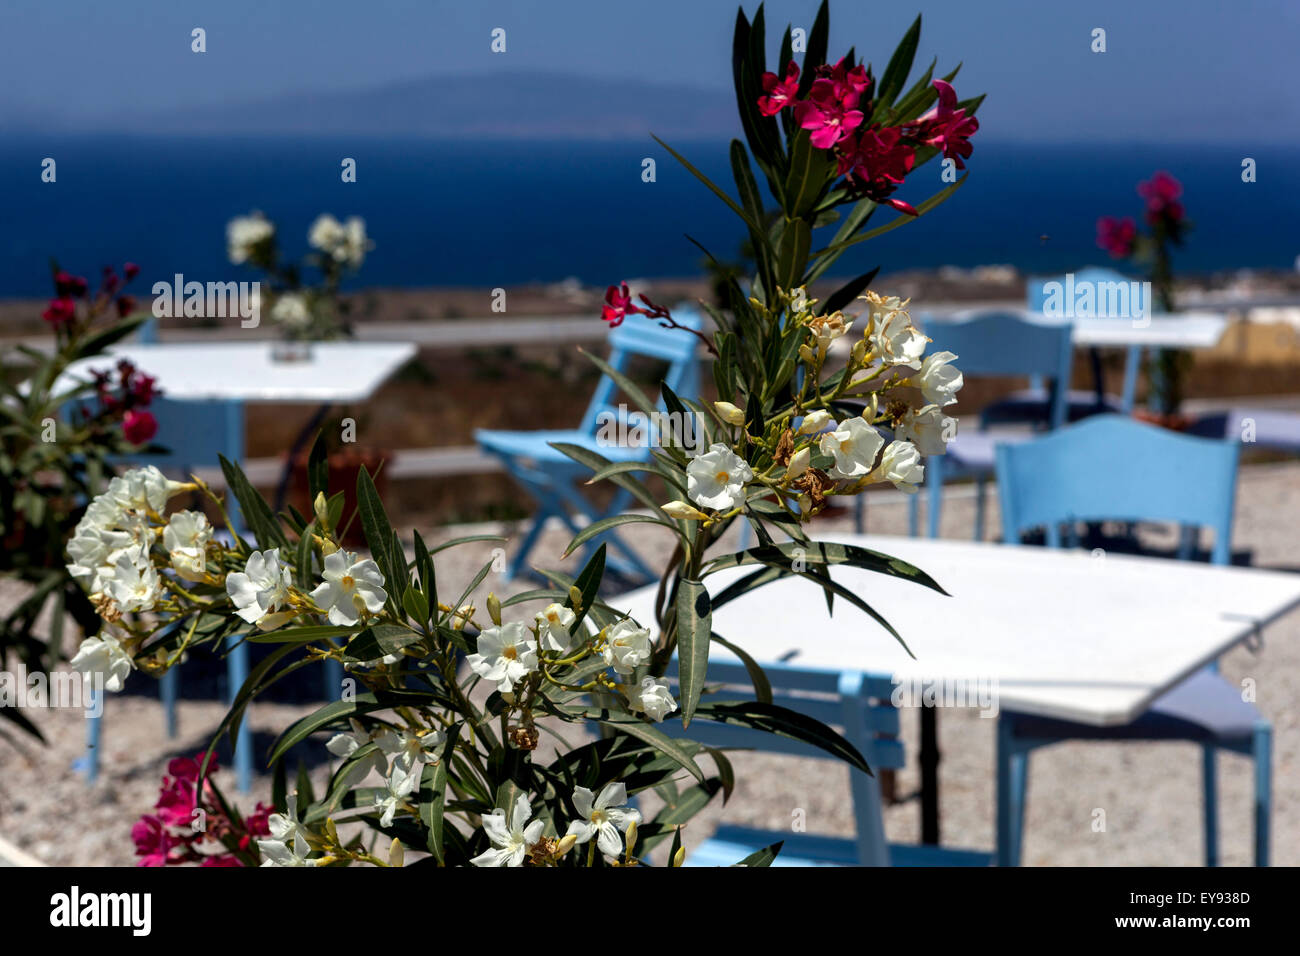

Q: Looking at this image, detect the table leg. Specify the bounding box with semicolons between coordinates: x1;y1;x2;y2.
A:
920;705;940;844
1088;346;1106;407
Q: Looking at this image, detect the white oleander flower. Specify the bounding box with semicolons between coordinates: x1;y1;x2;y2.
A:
106;465;188;514
865;292;925;368
270;293;311;328
66;525;132;592
566;783;642;858
466;621;537;694
686;443;753;511
258;793;317;867
534;602;577;653
326;719;388;788
374;766;419;827
797;409;834;435
226;548;295;630
227;212;274;265
70;629;134;692
471;794;544;867
875;439;925;493
602;619;653;675
309;214;369;269
376;728;446;794
163;510;212;580
807;311;853;352
625;676;678;722
896;405;956;456
106;546;162;613
310;550;387;626
916;350;964;407
818;417;885;480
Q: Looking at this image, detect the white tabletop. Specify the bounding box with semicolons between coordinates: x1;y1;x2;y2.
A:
59;342;417;404
612;534;1300;726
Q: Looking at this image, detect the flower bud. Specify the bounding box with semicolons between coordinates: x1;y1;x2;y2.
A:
568;584;583;609
797;409;834;435
487;591;502;626
556;833;578;856
662;500;709;521
673;846;686;867
713;401;745;425
389;837;405;868
313;491;331;531
786;446;811;480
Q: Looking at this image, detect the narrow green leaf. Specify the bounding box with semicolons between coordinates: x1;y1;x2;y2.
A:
675;579;711;727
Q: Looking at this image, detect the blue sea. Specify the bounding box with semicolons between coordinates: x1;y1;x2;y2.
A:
2;136;1295;298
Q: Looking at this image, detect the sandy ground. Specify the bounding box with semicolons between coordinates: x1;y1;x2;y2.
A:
1;461;1297;866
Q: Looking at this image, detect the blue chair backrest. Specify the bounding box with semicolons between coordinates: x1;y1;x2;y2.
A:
132;397;245;475
995;415;1239;563
657;657;903;768
920;310;1075;429
1026;266;1155;318
579;308;703;434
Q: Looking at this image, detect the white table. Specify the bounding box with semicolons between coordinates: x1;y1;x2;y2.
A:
615;534;1300;726
59;342;417;404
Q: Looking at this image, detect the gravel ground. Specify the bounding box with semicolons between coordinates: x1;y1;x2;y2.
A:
2;461;1297;866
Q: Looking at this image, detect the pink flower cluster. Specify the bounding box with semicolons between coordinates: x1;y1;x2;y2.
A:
132;753;273;867
42;262;139;329
758;59;978;215
600;283;673;327
88;357;161;444
1096;172;1187;259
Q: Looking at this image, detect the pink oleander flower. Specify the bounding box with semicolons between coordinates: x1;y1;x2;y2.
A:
42;297;77;327
116;295;136;318
915;79;978;169
132;815;176;867
124;262;140;280
790;76;863;148
758;60;800;116
54;271;88;298
601;282;644;327
816;57;872;106
201;854;243;867
123;409;158;444
1096;216;1137;258
838;126;918;215
1138;171;1184;225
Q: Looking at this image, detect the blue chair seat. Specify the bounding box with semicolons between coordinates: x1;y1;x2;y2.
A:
1189;408;1300;454
943;430;1033;473
687;826;993;867
1005;668;1262;748
475;429;650;466
984;387;1124;426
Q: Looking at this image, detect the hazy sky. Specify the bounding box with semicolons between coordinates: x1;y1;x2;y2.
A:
2;0;1297;142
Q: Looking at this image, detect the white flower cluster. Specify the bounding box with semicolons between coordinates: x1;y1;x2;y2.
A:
66;467;196;690
465;605;677;723
227;212;274;265
308;214;370;270
471;783;641;866
325;718;447;831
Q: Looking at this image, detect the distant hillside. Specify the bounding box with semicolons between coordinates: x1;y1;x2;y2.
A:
112;72;739;139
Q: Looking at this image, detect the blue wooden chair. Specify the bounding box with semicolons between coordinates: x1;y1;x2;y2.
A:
855;311;1074;541
993;415;1271;866
1189;407;1300;456
1027;266;1143;414
655;659;992;866
476;309;701;583
80;396;258;793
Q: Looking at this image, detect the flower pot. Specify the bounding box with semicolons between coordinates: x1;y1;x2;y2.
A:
1132;409;1193;432
270;340;313;363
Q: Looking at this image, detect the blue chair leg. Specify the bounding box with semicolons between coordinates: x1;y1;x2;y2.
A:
81;688;103;784
1202;744;1218;867
1254;721;1272;866
323;658;344;701
160;667;179;739
228;635;252;793
853;494;866;534
1009;751;1029;865
995;717;1015;866
926;457;944;539
973;476;987;542
506;504;554;582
